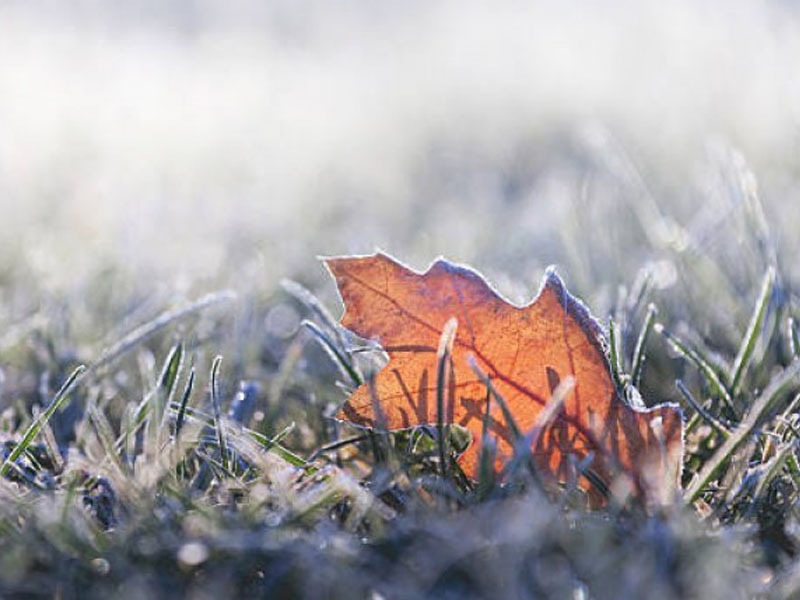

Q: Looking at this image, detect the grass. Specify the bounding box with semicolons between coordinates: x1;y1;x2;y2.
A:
1;148;799;600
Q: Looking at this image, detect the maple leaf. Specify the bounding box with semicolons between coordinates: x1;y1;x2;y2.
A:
325;252;683;506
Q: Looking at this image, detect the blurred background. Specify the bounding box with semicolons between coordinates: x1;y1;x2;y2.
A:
1;0;800;404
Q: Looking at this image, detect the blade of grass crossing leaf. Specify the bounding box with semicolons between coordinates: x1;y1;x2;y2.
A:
436;318;458;479
210;356;229;472
0;365;86;478
685;360;800;503
365;376;404;475
467;356;522;441
730;266;775;396
500;377;574;483
460;355;534;491
528;377;575;449
632;304;658;387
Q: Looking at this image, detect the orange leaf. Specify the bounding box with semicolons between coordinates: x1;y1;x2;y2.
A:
325;252;683;506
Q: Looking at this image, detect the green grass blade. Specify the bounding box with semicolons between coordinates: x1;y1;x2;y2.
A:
156;342;184;423
174;366;196;439
0;365;86;478
676;380;731;439
729;266;775;396
209;356;229;472
307;435;371;462
260;422;295;452
631;303;658;387
655;323;739;420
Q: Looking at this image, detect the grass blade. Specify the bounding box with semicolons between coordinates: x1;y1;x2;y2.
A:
788;317;800;359
174;366;195;439
476;383;496;499
500;377;574;483
729;266;775;396
0;365;86;478
468;356;522;441
676;380;731;439
752;441;796;503
436;318;458;479
655;323;739;420
302;320;363;387
608;317;625;388
631;303;658;387
261;422;296;453
156;342;184;424
307;434;371;462
281;278;347;349
210;356;229;472
86;398;128;474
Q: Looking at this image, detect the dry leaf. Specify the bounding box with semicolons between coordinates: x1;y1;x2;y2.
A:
325;252;682;506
